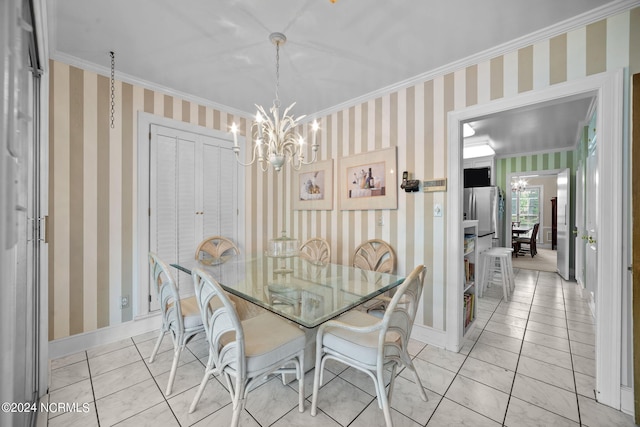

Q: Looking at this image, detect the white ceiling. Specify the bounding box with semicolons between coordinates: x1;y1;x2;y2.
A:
49;0;612;155
464;95;596;157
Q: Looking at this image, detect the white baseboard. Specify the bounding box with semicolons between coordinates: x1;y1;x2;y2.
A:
48;313;161;360
580;287;596;318
410;323;448;349
620;386;635;417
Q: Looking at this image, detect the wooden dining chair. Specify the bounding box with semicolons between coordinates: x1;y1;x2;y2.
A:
311;265;428;427
189;268;306;426
195;235;240;263
299;237;331;264
352;239;396;273
514;223;540;257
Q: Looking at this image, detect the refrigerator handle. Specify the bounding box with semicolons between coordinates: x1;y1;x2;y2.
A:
471;192;476;220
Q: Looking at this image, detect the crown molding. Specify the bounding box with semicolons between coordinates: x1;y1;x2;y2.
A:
49;51;253;119
49;0;639;120
494;144;577;160
313;0;640;118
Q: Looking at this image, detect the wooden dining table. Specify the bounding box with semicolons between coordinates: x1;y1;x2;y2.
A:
171;254;405;329
511;227;532;257
512;226;532;237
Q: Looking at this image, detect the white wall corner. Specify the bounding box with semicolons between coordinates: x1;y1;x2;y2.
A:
48;313;160;361
411;323;448;350
620;386;635;417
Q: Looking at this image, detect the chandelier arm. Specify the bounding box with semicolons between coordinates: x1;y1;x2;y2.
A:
233;146;260;167
289;159;303;171
283;144;302;164
298;149;319;166
282;142;302;162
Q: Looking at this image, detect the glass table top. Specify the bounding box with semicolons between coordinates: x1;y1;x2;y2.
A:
171;254;404;328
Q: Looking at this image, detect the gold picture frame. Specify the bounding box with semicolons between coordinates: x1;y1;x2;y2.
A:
292;159;334;210
339;147;398;210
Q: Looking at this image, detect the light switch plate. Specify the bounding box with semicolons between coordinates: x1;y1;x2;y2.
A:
434;204;443;217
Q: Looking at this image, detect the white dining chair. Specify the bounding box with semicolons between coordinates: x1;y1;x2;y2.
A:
189;267;306;426
311;264;428;427
352;239;396;312
299;237;331;264
148;252;204;396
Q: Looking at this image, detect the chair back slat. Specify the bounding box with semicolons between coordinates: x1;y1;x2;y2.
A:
149;252;184;333
380;265;426;352
299;238;331;264
195;236;240;263
352;239;396;274
192;267;246;378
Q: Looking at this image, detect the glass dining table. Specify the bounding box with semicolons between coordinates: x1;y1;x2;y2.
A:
171;254;405;329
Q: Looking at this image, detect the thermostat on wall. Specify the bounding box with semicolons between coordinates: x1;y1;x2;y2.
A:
423;178;447;192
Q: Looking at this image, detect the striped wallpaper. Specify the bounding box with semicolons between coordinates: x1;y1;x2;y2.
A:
48;63;249;339
48;7;639;340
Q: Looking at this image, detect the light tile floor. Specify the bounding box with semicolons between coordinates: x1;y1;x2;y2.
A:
46;268;636;426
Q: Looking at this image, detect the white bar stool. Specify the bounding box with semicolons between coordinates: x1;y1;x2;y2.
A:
480;247;515;300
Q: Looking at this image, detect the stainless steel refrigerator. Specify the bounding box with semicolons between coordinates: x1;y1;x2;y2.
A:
463;186;501;240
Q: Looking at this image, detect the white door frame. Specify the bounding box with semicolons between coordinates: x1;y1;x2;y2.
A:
556;168;571;280
505;170;560;267
135;112;246;318
575;162;585;289
447;69;624;409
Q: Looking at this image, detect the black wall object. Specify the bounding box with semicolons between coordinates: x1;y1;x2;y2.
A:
464;167;491;188
401;171;420;192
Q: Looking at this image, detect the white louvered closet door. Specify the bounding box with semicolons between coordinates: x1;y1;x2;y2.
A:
202;142;239;241
149;124;240;310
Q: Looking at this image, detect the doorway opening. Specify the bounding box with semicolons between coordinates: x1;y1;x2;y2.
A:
447;69;625;409
506;170;568;276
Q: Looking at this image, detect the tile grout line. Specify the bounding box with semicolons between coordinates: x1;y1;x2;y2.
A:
312;366;375;427
125;336;185;426
561;278;584;427
86;349;102;427
508;272;587;425
421;268;522;427
462;269;586;426
500;269;538;426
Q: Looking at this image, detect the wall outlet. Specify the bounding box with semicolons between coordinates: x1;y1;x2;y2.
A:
121;295;129;309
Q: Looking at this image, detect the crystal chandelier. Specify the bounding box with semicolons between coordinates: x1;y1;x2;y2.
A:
231;32;320;172
511;178;528;192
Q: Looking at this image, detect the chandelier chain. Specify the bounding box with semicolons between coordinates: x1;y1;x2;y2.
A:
110;51;115;129
274;41;281;108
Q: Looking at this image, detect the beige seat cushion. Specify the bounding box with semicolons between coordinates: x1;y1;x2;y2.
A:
221;312;305;373
177;295;227;329
323;310;400;366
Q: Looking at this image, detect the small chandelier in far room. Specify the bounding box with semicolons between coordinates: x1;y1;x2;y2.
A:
231;32;320;172
511;178;528;192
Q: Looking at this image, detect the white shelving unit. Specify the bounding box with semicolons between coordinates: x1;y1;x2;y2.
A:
462;220;478;337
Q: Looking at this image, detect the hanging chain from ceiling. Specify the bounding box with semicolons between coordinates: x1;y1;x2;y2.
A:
110;51;115;129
